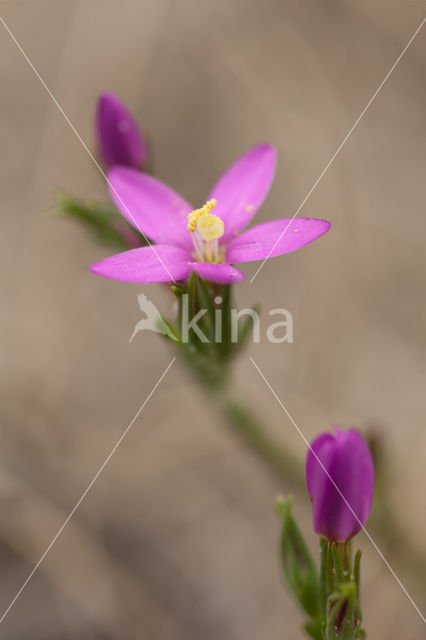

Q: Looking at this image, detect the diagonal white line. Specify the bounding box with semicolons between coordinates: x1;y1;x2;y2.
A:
250;18;426;284
0;357;176;625
0;15;176;283
250;356;426;624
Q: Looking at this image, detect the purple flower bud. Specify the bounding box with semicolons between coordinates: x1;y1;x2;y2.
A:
306;427;374;542
95;93;148;169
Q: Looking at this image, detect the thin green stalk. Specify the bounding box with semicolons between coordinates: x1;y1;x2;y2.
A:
221;394;304;488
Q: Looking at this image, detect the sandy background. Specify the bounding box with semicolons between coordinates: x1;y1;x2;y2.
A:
1;0;425;638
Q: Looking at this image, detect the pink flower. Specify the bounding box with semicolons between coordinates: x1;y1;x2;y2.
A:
90;144;330;284
96;93;148;169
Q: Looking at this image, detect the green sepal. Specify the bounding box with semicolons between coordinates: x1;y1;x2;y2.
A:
325;582;365;640
320;538;332;616
353;550;362;601
220;284;232;356
331;544;345;583
175;273;230;388
196;275;217;348
276;496;322;625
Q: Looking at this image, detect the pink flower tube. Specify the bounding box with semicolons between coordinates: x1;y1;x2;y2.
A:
96;93;148;170
306;427;374;542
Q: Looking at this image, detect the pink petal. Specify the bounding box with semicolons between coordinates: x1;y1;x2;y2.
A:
208;144;276;242
190;262;245;284
90;244;192;283
226;218;331;263
108;168;193;250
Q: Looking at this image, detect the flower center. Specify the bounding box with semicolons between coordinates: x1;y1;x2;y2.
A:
187;199;225;263
196;212;224;241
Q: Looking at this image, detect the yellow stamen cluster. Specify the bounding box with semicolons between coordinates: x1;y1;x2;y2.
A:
196;213;224;241
187;199;217;232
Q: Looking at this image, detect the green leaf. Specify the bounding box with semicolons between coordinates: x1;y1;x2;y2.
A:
276;496;322;623
305;619;325;640
56;192;146;251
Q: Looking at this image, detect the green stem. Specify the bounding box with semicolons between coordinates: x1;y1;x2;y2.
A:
220;394;304;488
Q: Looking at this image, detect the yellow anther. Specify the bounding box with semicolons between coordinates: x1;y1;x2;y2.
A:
187;199;217;232
196;212;224;241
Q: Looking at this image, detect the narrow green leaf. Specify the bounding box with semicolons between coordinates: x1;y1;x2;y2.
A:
304;619;325;640
276;496;321;621
56;192;145;251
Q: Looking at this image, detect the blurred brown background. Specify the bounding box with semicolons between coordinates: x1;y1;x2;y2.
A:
1;0;425;638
